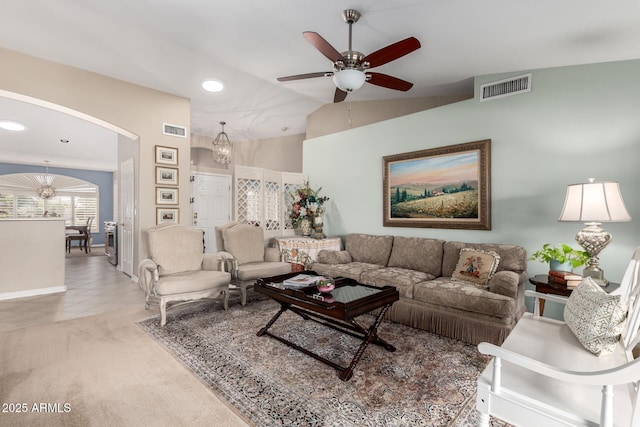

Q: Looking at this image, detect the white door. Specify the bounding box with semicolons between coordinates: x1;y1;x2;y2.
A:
191;173;231;253
120;158;135;276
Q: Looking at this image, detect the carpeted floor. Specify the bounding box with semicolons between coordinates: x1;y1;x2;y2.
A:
138;298;510;427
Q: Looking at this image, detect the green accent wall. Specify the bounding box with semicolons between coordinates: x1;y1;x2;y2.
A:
303;59;640;319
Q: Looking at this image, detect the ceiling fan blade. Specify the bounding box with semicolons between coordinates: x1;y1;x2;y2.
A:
363;37;421;68
333;88;348;103
277;72;332;82
303;31;343;62
366;72;414;91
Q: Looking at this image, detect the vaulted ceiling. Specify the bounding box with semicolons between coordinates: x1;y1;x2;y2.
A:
1;0;640;170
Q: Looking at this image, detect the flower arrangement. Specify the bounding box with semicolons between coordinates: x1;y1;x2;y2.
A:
289;180;329;228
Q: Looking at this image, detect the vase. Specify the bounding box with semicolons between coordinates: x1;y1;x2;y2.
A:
299;218;312;236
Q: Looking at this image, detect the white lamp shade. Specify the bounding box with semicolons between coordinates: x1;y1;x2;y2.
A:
333;69;366;92
558;180;631;222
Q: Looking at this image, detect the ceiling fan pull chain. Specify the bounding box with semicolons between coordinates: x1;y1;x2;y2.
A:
348;102;353;128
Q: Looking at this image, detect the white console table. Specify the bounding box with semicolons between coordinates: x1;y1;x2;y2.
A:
274;236;342;262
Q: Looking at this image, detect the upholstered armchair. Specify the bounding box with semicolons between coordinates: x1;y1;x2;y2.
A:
138;224;231;326
215;223;291;305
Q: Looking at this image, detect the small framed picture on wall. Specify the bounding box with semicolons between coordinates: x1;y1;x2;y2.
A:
157;208;179;224
155;166;178;186
156;187;179;205
155;145;178;165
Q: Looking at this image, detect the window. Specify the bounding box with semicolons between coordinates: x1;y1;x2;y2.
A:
0;173;100;232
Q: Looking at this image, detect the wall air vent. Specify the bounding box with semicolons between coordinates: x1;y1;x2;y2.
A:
162;123;187;138
480;73;532;101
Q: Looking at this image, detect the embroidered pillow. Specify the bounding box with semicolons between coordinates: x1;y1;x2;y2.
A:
451;248;500;288
564;277;627;356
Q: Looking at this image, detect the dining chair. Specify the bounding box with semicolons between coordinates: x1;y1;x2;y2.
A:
66;216;94;253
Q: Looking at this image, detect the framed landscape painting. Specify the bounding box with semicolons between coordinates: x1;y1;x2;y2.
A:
383;139;491;230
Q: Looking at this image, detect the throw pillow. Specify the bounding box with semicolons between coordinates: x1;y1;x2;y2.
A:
451;248;500;288
564;277;627;356
317;250;352;265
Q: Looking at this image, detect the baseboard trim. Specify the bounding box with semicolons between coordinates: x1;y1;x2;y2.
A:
0;286;67;301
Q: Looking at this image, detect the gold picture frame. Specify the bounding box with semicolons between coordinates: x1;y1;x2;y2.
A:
382;139;491;230
156;207;179;224
156;187;179;205
155;145;178;166
155;166;178;186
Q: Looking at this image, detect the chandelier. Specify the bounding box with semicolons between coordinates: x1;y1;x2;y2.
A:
212;121;233;164
35;161;56;199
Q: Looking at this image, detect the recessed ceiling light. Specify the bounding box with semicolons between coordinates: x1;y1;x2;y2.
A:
0;120;26;131
202;79;224;93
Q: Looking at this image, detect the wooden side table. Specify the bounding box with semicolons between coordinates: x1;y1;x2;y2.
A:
529;274;620;315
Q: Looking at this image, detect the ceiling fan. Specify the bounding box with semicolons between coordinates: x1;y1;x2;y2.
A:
277;9;421;103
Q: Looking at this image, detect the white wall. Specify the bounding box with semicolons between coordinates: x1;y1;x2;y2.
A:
304;60;640;317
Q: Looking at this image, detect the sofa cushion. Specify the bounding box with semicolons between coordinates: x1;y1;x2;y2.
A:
413;277;515;319
155;269;230;295
222;224;265;265
311;262;383;282
451;248;500;288
147;224;204;275
387;236;444;276
360;267;433;298
237;261;291;281
345;234;394;265
442;241;526;277
317;250;352;264
564;277;626;356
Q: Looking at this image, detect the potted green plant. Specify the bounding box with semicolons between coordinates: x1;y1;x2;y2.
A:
528;243;589;271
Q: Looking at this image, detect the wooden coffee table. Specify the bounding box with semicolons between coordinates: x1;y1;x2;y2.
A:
255;271;400;381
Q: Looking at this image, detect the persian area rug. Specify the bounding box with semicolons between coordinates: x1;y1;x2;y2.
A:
138;298;509;427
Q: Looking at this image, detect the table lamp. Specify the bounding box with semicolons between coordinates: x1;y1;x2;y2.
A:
558;178;632;285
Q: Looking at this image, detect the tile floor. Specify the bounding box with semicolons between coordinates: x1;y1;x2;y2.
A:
0;254;144;333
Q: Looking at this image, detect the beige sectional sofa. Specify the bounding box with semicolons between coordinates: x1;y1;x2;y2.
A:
310;233;528;345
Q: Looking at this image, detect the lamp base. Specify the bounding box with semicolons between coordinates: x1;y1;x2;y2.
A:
576;222;611;287
582;265;608;287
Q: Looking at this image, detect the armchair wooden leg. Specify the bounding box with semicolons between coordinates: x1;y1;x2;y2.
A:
160;299;168;326
240;286;247;306
223;289;229;310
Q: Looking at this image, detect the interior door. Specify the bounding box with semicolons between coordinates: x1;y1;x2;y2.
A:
191;172;231;253
120;158;134;276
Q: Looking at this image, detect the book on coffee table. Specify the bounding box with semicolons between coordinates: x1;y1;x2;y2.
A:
282;274;321;289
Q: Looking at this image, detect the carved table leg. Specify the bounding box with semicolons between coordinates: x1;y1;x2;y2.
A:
340;304;393;381
257;303;289;336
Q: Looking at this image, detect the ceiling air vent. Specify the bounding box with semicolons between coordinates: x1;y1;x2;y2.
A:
480;73;532;101
163;123;187;138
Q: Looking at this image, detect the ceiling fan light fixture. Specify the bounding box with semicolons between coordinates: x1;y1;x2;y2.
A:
212;121;233;164
333;69;366;92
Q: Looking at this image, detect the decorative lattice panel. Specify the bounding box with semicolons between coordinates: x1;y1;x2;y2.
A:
237;178;261;226
264;180;280;231
283;183;300;230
